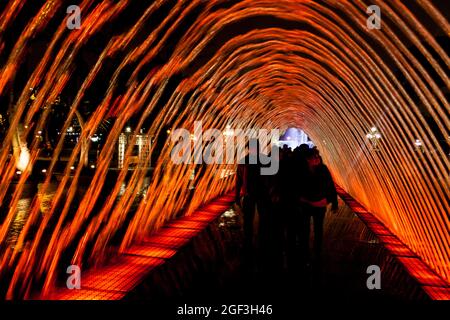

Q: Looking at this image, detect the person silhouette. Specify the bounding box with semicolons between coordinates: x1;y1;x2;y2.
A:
235;139;271;258
280;144;309;270
298;148;338;266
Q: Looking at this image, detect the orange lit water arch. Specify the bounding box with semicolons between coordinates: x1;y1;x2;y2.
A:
0;0;448;298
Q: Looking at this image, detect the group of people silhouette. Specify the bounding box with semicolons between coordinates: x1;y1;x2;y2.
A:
235;139;338;273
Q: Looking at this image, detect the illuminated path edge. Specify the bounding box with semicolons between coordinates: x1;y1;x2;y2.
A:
335;186;450;300
38;192;235;300
37;188;449;300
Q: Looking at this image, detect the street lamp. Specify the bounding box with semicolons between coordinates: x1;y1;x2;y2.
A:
366;127;381;151
414;139;424;153
223;126;233;137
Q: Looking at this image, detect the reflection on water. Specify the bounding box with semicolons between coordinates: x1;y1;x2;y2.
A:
5;178;149;249
38;183;57;215
218;207;239;228
7;199;30;249
6;183;57;249
118;178;150;198
128;198;429;301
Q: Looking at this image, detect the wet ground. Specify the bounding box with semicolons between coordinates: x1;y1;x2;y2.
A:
127;197;429;303
1;182;430;303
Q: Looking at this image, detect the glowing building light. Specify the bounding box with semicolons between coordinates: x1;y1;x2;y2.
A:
90;135;99;142
223;127;233;137
118;133;126;169
278;128;311;148
17;147;30;172
366;127;381;151
414;139;425;153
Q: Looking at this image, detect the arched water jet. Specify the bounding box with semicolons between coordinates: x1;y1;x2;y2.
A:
0;0;448;298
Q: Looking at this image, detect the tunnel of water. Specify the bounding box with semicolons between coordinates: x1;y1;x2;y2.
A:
0;0;448;298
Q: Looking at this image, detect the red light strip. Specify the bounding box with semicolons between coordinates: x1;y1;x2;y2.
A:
154;227;200;239
337;185;450;300
167;220;209;230
143;235;190;248
41;192;234;300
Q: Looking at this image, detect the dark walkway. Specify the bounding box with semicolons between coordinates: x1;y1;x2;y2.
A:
128;195;436;303
43;188;448;303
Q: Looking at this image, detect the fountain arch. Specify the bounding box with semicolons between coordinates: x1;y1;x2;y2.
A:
0;0;448;298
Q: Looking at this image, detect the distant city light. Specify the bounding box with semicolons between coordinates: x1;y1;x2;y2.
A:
90;135;99;142
126;127;132;133
16;171;21;175
42;169;47;173
90;164;95;169
67;126;74;132
223;128;233;137
278;128;312;148
414;139;425;153
17;147;30;171
70;166;75;170
366;127;381;151
366;127;381;140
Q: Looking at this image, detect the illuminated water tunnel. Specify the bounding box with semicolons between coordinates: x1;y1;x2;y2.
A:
0;0;448;300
